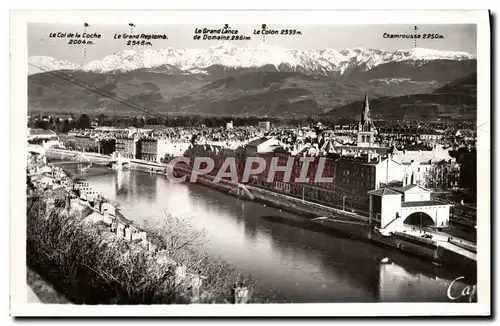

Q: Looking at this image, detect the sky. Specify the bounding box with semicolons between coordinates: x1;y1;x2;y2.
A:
28;24;477;64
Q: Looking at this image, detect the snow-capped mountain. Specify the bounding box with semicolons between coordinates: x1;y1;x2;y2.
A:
28;56;81;75
28;43;476;76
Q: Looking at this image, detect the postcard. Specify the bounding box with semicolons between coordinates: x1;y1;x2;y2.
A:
10;9;490;317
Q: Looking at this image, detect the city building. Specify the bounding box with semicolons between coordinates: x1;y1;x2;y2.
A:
242;152;403;214
368;184;451;229
392;145;459;190
97;139;116;155
73;135;98;152
420;132;444;144
138;138;171;163
258;121;271;131
244;136;281;156
138;138;158;162
115;137;138;159
143;125;167;131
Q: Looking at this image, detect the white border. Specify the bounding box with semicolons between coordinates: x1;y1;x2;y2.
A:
10;10;491;317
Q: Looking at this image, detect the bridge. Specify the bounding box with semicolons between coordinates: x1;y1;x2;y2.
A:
369;184;453;230
111;157;131;170
33;147;114;171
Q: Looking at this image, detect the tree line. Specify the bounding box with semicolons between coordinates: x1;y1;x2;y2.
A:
28;114;92;133
28;112;358;132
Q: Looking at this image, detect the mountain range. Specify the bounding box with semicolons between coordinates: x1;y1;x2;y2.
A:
27;43;477;119
29;43;475;76
28;56;81;76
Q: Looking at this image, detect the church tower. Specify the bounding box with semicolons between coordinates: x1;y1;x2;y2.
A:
357;92;376;147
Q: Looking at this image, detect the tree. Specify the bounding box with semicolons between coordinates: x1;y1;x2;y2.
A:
98;113;106;127
142;212;256;302
77;114;92;130
34;120;49;130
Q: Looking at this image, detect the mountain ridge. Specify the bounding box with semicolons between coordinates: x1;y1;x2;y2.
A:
28;43;476;76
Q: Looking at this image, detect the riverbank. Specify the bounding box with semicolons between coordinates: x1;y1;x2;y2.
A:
168;164;476;275
46;155;481;302
27;154;255;304
42;148;476;275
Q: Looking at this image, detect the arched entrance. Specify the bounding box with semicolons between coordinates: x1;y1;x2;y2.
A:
403;212;435;227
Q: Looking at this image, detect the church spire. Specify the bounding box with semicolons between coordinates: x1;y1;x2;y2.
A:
359;92;372;131
362;92;370;122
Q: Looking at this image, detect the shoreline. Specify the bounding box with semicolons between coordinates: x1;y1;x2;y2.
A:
27;157;240;304
44;148;477;276
169;165;477;276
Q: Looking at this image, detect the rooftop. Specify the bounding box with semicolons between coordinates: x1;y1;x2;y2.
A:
368;188;402;196
247;137;272;147
28;129;56;136
392;146;454;164
401;200;450;208
143;125;167;130
391;184;430;194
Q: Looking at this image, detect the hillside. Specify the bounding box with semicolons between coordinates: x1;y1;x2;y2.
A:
324;73;477;121
433;73;477;94
161;72;447;117
27;70;212;114
349;59;477;82
28;70;445;117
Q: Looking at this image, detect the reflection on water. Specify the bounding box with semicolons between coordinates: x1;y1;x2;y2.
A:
59;163;475;303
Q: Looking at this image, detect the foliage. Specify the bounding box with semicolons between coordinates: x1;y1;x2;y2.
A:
27;198;190;304
77;114;92;129
142;212;257;303
29;112;347;132
422;161;460;190
26;197;257;304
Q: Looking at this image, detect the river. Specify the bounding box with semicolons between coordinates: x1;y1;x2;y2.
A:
59;163;476;303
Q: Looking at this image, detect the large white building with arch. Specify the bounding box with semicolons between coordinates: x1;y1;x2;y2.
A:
368;184;451;230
